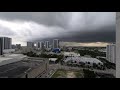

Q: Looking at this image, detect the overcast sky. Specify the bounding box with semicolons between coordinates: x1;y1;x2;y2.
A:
0;12;115;46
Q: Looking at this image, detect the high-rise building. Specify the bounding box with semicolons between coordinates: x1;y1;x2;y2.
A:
53;39;59;49
8;38;12;49
0;37;12;50
27;42;34;48
38;42;40;48
35;42;40;48
45;41;50;49
40;41;44;50
106;44;116;64
0;38;3;55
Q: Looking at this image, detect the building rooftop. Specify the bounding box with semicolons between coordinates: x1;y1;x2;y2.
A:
0;58;12;62
64;56;103;64
0;54;27;66
49;58;57;61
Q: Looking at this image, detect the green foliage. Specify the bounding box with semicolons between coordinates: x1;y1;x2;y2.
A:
23;51;64;63
52;69;67;78
78;50;106;58
23;51;36;57
52;69;84;78
83;69;96;78
99;58;115;69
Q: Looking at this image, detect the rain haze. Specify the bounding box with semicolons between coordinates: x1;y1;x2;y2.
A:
0;12;115;46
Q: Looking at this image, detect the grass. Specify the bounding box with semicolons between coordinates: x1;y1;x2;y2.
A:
52;69;66;78
52;69;84;78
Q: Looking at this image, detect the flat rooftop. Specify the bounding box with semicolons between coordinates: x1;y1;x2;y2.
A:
0;54;27;66
0;54;27;60
64;57;103;64
0;59;45;78
0;58;12;62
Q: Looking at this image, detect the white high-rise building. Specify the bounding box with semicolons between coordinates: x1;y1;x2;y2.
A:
45;41;50;49
53;39;59;49
106;44;116;64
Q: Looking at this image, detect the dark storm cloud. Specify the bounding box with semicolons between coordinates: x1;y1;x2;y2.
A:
58;26;115;43
35;24;115;43
0;12;115;45
0;12;71;28
38;26;115;43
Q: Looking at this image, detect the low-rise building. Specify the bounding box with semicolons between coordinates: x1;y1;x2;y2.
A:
49;58;58;63
64;56;103;66
3;49;15;54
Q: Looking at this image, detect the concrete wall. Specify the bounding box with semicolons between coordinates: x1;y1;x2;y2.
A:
116;12;120;78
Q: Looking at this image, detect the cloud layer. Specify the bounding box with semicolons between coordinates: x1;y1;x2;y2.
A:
0;12;115;46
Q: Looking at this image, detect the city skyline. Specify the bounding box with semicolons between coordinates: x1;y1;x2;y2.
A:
0;12;115;46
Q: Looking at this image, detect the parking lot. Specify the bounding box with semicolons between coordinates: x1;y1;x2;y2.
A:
0;60;45;78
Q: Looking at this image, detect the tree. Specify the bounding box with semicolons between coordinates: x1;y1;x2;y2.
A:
88;62;90;64
26;51;36;57
74;61;77;63
83;69;96;78
93;63;97;68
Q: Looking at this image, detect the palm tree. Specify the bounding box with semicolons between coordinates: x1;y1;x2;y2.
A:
93;63;96;68
88;62;90;64
98;62;101;65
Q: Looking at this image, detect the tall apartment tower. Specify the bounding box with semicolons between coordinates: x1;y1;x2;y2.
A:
36;42;40;48
27;42;34;48
7;38;12;49
38;42;40;48
0;38;3;55
106;44;116;64
53;39;59;49
40;41;44;50
45;41;50;49
0;37;12;50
